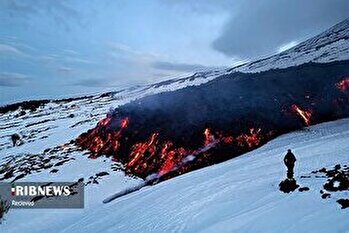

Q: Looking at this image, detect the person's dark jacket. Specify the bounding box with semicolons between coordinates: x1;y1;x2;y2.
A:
284;151;296;166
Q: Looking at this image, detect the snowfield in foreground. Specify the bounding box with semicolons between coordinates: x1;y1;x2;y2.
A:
1;18;349;233
3;118;348;233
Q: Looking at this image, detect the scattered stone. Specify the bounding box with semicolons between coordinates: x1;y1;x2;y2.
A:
50;169;59;173
298;187;310;192
319;167;327;173
54;159;71;167
321;193;331;199
11;173;25;182
18;110;26;116
96;172;109;177
323;172;349;192
337;199;349;209
1;170;14;180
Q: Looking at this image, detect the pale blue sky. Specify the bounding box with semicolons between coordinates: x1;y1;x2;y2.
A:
1;0;348;105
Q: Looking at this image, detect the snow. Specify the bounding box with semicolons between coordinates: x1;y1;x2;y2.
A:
2;118;349;232
98;18;349;93
0;18;349;233
234;19;349;73
64;119;349;233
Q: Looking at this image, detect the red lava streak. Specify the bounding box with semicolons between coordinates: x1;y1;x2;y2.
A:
76;116;268;179
336;77;349;92
236;128;261;148
290;104;312;126
75;74;349;180
76;116;128;155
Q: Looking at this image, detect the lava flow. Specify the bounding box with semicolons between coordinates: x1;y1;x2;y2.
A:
336;77;349;92
76;115;268;179
76;117;129;157
290;104;312;126
75;64;349;181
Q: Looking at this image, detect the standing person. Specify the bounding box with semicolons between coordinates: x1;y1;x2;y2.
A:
284;149;297;179
11;134;20;147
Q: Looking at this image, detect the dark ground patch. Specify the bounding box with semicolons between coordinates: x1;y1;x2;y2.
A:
295;163;349;209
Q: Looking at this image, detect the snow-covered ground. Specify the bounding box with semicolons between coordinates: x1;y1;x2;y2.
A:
142;18;349;92
1;118;349;232
235;18;349;73
1;18;349;233
133;17;349;93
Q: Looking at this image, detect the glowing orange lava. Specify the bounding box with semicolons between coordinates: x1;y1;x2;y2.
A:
336;77;349;92
76;116;269;179
236;128;261;148
76;116;129;155
290;104;312;126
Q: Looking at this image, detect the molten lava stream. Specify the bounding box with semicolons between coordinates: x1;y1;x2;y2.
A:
290;104;312;126
336;77;349;92
76;114;271;180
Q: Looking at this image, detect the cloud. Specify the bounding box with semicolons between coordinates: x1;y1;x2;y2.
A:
58;66;73;73
66;56;93;64
152;61;214;72
0;72;29;86
210;0;349;59
0;43;25;56
109;42;160;63
62;49;79;55
0;0;82;30
73;79;116;87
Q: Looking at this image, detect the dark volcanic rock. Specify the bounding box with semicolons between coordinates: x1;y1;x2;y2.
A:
77;60;349;179
115;61;349;148
298;187;310;192
337;199;349;209
96;172;109;177
279;178;300;193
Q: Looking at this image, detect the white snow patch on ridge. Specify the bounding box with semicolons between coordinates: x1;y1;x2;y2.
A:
118;18;349;94
235;19;349;73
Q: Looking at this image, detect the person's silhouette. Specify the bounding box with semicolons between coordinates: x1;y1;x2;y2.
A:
11;134;20;147
284;149;297;179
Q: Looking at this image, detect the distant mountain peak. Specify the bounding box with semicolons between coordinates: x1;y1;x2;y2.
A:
234;18;349;73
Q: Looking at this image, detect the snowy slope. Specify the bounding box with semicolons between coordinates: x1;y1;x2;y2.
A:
0;18;349;233
70;18;349;96
135;18;349;90
1;19;348;114
235;18;349;73
2;118;349;233
59;119;349;233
